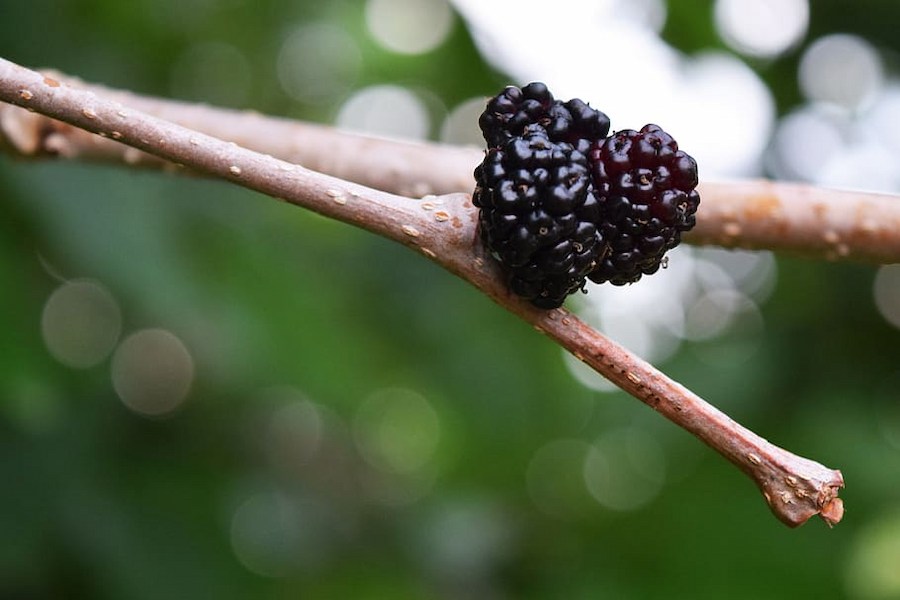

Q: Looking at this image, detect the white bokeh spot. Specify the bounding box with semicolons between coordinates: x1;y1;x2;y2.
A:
715;0;809;58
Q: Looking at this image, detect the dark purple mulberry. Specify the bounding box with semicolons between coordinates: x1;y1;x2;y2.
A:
473;83;699;308
587;124;700;286
474;84;611;308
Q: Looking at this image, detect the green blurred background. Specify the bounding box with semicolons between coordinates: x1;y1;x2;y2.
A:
2;1;900;598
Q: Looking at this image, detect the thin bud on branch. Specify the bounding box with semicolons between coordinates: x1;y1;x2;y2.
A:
0;57;845;526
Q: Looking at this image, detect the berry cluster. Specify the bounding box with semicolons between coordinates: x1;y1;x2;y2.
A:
473;83;700;308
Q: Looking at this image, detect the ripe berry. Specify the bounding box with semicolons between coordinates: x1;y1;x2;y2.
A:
474;85;611;308
587;124;700;286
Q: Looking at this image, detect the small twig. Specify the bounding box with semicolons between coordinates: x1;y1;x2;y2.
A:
3;71;900;264
0;57;844;526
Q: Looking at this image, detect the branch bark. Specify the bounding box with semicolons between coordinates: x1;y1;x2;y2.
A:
0;57;845;527
4;71;900;264
0;71;478;198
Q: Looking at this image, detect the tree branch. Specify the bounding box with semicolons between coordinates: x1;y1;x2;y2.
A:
0;57;844;527
4;71;900;264
0;70;477;198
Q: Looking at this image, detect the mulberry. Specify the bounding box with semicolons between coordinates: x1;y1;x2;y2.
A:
473;84;700;308
587;125;700;286
474;85;611;308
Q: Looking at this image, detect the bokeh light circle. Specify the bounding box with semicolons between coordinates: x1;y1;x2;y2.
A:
417;499;513;579
353;388;440;474
111;329;194;417
715;0;808;58
265;395;324;469
365;0;455;55
230;492;298;578
583;427;666;511
278;23;361;105
229;492;332;578
41;279;122;369
336;85;431;140
799;34;883;110
770;107;845;182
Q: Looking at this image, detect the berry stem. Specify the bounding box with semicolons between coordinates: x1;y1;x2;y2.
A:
0;57;844;526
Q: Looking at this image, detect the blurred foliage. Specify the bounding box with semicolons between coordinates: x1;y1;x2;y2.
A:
2;1;900;599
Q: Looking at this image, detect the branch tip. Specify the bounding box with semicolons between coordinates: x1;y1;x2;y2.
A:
821;497;845;528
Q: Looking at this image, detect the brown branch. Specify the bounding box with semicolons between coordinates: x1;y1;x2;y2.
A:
0;70;477;198
0;57;844;527
693;180;900;263
3;71;900;265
